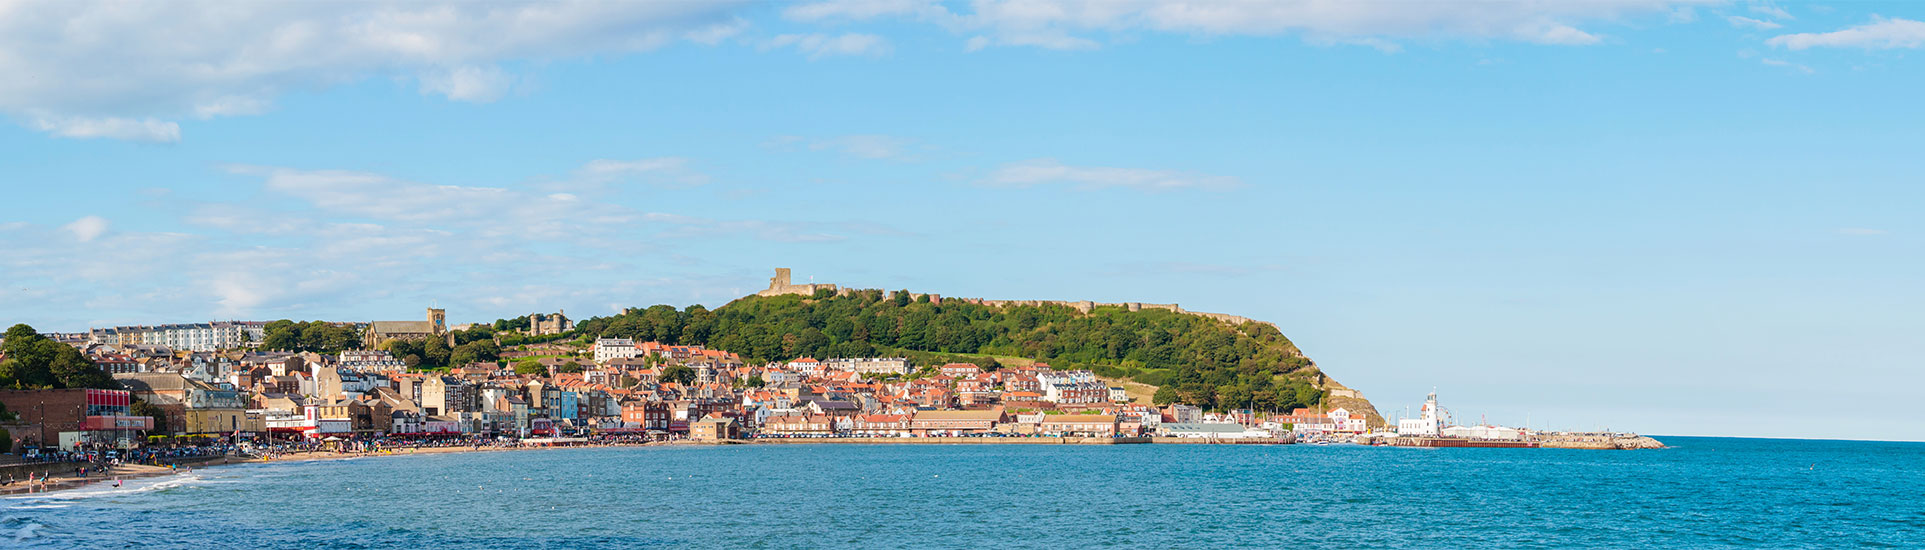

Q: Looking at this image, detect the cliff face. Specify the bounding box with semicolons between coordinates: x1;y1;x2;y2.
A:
749;269;1382;424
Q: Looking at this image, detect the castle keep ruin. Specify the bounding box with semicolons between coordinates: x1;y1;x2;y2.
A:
755;268;841;298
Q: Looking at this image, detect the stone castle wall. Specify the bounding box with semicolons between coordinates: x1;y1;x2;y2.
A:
755;269;1271;331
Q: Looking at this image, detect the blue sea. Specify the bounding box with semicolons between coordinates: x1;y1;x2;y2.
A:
4;437;1921;548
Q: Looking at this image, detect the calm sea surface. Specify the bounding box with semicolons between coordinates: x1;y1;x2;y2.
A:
4;436;1922;548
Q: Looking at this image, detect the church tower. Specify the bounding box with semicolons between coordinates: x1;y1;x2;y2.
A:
428;308;446;334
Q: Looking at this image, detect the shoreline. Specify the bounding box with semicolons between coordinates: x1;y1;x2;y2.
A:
0;442;672;497
0;433;1655;497
0;462;193;496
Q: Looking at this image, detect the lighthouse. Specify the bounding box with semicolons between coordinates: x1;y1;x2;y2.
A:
1398;391;1443;437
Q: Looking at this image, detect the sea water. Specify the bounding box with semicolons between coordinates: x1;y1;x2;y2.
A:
3;436;1921;548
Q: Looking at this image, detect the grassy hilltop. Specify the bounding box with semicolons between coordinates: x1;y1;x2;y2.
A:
580;289;1381;422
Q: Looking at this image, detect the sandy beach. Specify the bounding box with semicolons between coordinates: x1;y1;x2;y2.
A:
0;463;184;496
0;442;680;497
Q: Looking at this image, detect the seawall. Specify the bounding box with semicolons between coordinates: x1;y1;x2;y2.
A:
750;437;1154;445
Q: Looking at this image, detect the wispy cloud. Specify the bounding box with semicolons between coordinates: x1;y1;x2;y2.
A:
571;158;711;188
0;1;749;141
1750;5;1794;21
786;0;1698;51
1769;16;1925;50
765;33;892;59
981;158;1241;192
1760;58;1813;74
3;158;914;325
26;114;180;143
1837;227;1888;236
1727;16;1782;30
62;216;110;242
770;134;922;160
418;66;518;103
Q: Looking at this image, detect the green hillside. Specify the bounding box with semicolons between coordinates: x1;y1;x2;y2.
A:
579;290;1363;415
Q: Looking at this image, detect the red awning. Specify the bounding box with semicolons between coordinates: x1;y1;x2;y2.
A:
82;415;154;431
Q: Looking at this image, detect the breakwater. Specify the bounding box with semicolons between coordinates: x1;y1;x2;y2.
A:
1538;433;1666;450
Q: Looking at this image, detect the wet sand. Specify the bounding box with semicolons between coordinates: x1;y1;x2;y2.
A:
0;463;180;496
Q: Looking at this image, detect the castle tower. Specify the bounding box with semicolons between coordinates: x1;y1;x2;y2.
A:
770;268;793;289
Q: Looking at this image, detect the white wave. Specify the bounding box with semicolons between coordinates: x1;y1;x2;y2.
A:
2;473;207;504
11;521;42;542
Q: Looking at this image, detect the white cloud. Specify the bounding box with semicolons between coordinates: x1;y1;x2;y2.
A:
191;96;272;119
230;163;880;246
773;134;920;159
26;114;180;143
0;1;748;140
418;65;517;103
981;158;1241;191
1727;16;1782;30
1760;58;1813;74
786;0;1701;50
1750;5;1794;20
572;157;710;188
822;135;911;158
785;0;947;21
1769;17;1925;50
62;216;110;242
767;33;892;59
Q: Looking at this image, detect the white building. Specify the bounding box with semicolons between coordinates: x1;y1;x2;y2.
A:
593;338;639;364
786;358;824;376
1039;370;1105;404
89;321;267;352
824;357;910;376
1397;392;1443;437
1328;408;1368;434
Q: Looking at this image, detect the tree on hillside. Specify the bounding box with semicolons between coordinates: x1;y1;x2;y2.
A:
450;339;501;367
1153;386;1179;406
493;316;532;332
513;358;546;376
565;291;1334;412
261;320;361;353
0;324;117;390
451;326;485;345
558;361;583;374
660;365;695;385
970;356;1002;371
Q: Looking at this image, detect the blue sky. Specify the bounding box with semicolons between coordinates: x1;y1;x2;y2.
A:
2;1;1920;441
